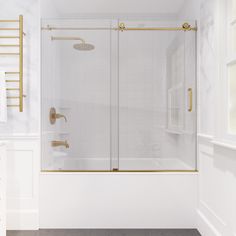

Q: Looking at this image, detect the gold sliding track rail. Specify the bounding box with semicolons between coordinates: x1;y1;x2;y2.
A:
42;22;197;32
0;15;25;112
41;170;198;173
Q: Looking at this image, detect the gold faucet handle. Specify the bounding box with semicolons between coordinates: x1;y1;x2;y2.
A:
50;107;67;124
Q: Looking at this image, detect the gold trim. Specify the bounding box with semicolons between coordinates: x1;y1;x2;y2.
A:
0;53;20;55
6;80;20;82
0;36;19;38
5;72;20;74
0;15;25;112
0;28;19;30
0;44;19;47
42;27;110;31
41;170;198;173
7;88;20;91
19;15;23;112
7;96;20;99
7;105;19;107
0;19;19;23
117;22;197;31
42;22;197;32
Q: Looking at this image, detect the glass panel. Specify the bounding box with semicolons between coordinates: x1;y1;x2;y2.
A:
118;21;197;171
41;19;111;171
41;19;197;172
229;63;236;134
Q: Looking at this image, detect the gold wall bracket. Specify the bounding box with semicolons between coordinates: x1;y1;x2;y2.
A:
118;23;126;32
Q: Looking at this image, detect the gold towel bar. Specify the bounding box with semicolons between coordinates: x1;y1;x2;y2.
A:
0;44;19;47
0;53;20;55
0;28;19;30
0;36;19;38
5;72;20;74
6;80;19;82
7;105;19;107
7;96;20;99
7;88;20;91
0;15;24;112
42;22;197;32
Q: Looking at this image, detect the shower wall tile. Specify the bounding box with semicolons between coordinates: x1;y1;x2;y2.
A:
0;0;40;135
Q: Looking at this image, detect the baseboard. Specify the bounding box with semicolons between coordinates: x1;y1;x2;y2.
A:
197;210;221;236
7;210;39;230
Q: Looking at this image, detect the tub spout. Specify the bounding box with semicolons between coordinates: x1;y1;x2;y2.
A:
51;140;69;148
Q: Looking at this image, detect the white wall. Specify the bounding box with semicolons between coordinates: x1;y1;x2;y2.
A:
197;0;236;235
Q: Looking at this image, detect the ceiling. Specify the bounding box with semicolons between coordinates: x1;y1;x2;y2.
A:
43;0;187;17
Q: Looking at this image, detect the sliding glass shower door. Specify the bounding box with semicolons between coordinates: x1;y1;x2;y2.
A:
118;20;197;171
41;19;197;172
41;19;112;171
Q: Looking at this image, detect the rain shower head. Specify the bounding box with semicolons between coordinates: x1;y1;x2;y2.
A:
73;42;95;51
51;36;95;51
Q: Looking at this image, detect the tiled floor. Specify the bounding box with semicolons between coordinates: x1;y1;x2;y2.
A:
7;229;201;236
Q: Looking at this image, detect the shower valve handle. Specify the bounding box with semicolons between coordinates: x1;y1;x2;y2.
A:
49;107;67;124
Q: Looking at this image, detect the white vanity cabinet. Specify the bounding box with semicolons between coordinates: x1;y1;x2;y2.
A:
0;142;7;236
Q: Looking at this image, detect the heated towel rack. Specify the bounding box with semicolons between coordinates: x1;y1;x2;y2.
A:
0;15;24;112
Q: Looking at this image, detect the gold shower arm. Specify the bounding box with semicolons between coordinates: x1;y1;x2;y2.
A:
188;88;193;112
51;36;85;43
0;15;25;112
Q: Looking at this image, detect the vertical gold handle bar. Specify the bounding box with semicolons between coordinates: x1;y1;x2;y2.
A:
188;88;193;112
19;15;23;112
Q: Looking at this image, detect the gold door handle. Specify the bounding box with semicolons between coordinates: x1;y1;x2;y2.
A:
188;88;193;112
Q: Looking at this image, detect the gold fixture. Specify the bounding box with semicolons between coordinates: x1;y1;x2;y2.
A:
42;169;198;173
0;15;25;112
118;23;126;32
50;107;67;124
42;22;197;32
188;88;193;112
117;22;197;31
51;140;69;148
182;23;191;31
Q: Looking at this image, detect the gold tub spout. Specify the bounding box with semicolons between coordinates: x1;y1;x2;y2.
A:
51;140;69;148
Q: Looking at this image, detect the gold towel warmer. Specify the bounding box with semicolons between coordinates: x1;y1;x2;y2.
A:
0;15;25;112
42;22;197;32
